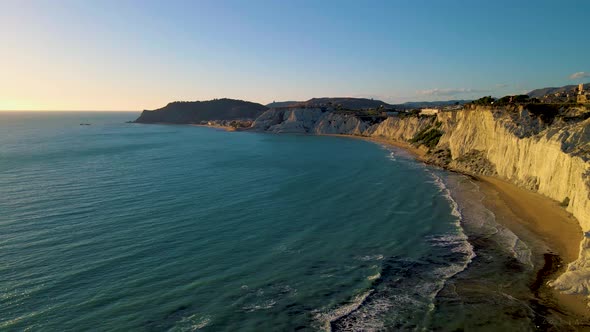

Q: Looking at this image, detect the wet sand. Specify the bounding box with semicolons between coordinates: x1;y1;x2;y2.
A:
477;176;590;323
238;130;590;322
336;133;590;323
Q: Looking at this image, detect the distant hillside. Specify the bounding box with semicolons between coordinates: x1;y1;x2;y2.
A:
135;99;268;124
266;101;302;108
527;83;589;98
396;100;471;109
267;98;471;110
300;97;391;110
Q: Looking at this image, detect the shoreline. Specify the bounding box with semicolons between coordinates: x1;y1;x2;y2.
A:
187;126;589;321
189;124;237;131
325;133;590;323
476;176;590;321
319;134;429;160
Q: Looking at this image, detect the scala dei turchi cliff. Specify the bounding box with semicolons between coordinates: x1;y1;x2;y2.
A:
249;102;590;301
435;107;590;299
135;93;590;302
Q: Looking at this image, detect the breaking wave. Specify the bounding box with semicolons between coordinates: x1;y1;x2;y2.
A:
314;170;476;331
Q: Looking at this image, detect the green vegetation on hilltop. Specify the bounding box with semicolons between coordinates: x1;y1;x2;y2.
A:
410;122;443;149
470;96;496;106
135;98;268;124
303;97;391;110
468;92;589;125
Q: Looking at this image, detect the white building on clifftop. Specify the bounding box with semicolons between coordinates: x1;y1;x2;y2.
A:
420;108;439;115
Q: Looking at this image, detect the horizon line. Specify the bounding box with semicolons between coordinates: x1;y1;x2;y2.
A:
0;109;141;112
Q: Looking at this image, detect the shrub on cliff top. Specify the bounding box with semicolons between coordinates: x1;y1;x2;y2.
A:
471;96;496;106
410;126;443;149
525;103;561;124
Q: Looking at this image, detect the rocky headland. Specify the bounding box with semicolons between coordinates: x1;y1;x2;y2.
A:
250;103;590;306
134;98;268;124
136;93;590;309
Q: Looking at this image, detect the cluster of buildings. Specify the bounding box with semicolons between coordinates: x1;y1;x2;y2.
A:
578;84;589;104
417;104;463;116
275;100;467;118
539;83;589;104
541;92;572;103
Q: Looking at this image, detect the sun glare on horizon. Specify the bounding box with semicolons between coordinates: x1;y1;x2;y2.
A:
0;101;38;111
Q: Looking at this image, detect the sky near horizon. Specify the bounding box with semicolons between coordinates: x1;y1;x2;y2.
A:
1;0;589;111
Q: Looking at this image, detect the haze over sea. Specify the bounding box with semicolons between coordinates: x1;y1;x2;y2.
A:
1;112;542;330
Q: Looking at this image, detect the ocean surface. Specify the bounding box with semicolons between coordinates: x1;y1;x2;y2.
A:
1;112;544;331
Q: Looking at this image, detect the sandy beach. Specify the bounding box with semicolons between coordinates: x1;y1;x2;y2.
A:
331;133;590;323
225;129;589;322
477;176;590;322
190;124;237;131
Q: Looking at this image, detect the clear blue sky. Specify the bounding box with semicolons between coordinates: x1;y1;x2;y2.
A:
1;0;589;110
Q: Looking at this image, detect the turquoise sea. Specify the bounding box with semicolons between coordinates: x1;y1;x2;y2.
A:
1;112;549;331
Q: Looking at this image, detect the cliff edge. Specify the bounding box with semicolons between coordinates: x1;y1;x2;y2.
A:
251;105;590;301
436;107;590;301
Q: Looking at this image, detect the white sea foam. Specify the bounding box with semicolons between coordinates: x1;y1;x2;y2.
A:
313;290;374;332
241;299;277;312
427;170;476;265
426;234;474;254
387;151;396;161
367;272;381;281
238;284;296;313
354;254;384;261
172;314;211;331
430;172;541;280
323;282;438;331
447;174;534;267
497;227;533;266
419;171;476;326
318;171;480;331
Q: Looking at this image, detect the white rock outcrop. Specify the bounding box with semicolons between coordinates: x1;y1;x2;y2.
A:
437;108;590;232
251;108;325;133
436;108;590;302
251;106;590;301
313;112;371;135
253;108;437;138
370;116;437;141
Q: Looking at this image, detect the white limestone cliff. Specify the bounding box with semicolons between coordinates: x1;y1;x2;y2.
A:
251;108;434;138
313;112;371;135
370;116;437;141
251;108;324;133
435;108;590;301
251;106;590;301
